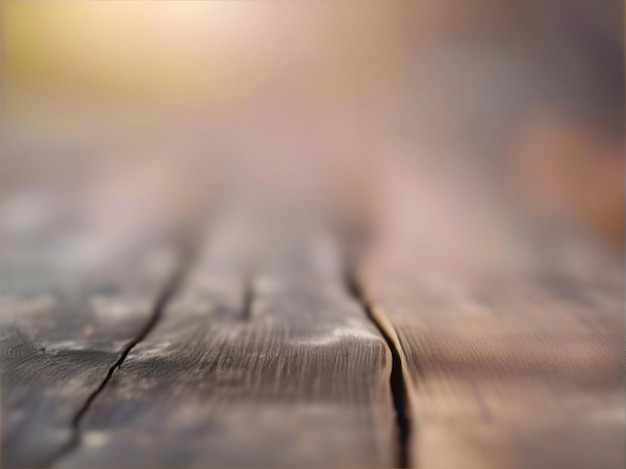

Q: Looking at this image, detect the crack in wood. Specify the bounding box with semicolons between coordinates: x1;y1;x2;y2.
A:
45;241;196;468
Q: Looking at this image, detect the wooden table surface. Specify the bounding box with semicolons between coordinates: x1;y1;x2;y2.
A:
1;151;623;469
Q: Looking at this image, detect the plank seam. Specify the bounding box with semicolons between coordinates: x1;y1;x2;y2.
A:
345;270;412;468
241;269;256;320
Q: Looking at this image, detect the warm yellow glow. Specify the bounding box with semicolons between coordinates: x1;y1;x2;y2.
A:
2;0;410;124
3;1;281;105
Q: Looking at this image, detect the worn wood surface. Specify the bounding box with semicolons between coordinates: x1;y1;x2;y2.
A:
0;214;180;467
54;214;397;468
362;222;624;469
2;158;623;469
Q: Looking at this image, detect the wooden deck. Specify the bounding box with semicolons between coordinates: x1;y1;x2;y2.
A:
1;183;623;469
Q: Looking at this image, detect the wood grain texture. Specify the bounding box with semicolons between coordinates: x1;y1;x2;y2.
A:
56;215;397;468
0;216;180;468
362;235;624;469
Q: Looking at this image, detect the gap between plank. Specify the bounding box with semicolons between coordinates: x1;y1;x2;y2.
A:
45;241;196;468
241;268;256;320
345;269;412;468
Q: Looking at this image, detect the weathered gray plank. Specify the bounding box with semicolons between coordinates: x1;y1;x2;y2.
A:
0;204;180;468
56;214;397;468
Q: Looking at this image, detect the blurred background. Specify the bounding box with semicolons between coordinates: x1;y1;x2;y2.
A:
1;1;624;269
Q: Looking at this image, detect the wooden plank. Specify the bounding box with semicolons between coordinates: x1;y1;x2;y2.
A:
360;184;625;468
56;214;397;468
354;149;625;469
0;198;180;468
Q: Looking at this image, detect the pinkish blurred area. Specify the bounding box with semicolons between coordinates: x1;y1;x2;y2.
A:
1;1;623;267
